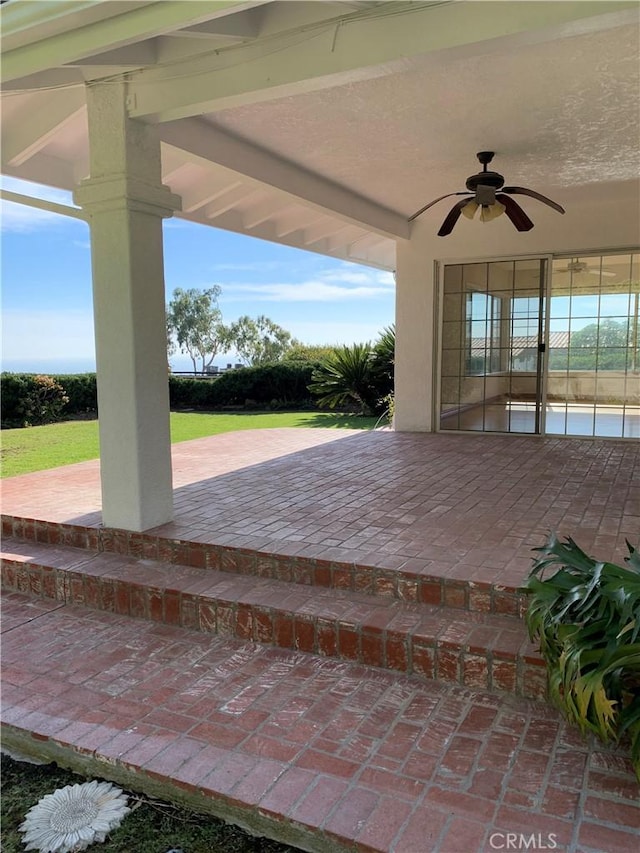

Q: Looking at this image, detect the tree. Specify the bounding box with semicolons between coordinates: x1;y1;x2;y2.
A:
282;342;337;365
230;315;293;366
567;319;630;370
166;287;232;374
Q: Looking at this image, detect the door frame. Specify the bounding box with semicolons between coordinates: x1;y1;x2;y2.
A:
434;252;553;435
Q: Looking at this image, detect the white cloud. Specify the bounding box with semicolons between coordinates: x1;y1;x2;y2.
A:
321;267;394;286
222;279;394;302
209;260;291;272
216;266;395;303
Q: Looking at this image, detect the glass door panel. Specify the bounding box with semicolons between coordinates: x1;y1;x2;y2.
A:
440;258;547;433
546;253;639;438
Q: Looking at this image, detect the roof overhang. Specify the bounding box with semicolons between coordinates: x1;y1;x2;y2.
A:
2;0;639;270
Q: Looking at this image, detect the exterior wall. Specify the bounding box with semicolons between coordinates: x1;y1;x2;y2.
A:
394;181;640;431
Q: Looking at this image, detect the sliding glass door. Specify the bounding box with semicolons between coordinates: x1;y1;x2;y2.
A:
438;252;639;438
439;258;547;433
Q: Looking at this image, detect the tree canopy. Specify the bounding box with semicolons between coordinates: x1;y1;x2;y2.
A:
548;319;633;371
166;287;231;374
229;315;294;366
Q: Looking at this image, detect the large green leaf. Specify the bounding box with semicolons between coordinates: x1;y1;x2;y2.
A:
524;534;640;780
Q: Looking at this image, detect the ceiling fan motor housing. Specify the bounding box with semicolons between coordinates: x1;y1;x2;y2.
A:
466;171;505;191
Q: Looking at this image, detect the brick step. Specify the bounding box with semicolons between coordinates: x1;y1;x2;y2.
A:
2;593;638;853
1;537;544;699
1;515;528;616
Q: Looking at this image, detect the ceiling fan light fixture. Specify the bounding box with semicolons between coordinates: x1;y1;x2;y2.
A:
480;201;506;222
461;201;478;220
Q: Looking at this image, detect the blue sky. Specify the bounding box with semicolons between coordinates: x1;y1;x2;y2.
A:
1;176;395;374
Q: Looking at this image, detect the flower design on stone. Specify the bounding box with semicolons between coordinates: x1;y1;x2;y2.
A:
19;780;130;853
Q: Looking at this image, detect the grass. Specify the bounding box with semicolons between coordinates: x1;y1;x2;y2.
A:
0;754;301;853
0;411;378;478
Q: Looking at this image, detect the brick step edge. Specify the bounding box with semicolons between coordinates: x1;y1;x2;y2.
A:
1;514;529;617
1;549;546;701
0;723;345;853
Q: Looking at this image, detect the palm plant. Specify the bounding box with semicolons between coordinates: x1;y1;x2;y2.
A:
524;534;640;779
309;343;378;415
371;324;395;391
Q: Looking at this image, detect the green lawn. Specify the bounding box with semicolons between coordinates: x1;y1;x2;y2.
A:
0;411;378;478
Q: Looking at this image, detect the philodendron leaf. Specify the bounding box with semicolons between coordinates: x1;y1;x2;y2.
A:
625;541;640;574
526;533;640;780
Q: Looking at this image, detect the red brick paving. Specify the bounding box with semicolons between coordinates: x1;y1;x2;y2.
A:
2;429;638;591
1;592;638;853
1;429;639;851
0;536;546;698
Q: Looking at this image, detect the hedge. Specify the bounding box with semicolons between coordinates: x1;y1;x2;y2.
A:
169;363;320;409
52;373;98;414
1;364;321;427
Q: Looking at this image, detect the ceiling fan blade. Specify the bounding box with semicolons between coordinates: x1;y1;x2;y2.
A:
501;186;565;214
496;194;534;232
437;199;472;236
408;192;471;223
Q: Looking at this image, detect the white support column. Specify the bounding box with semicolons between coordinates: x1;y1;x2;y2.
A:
74;81;181;531
394;230;436;432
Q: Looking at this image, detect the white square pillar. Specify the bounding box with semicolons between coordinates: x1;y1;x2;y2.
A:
74;81;181;531
394;231;436;432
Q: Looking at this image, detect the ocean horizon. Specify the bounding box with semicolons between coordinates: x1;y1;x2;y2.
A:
1;355;241;375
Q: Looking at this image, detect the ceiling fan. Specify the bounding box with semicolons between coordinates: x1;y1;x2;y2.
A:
554;259;616;277
409;151;565;236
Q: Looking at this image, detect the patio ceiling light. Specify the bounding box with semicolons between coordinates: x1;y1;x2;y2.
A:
409;152;565;236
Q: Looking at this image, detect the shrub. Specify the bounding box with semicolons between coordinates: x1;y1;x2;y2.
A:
53;374;97;415
1;373;69;427
214;363;316;406
168;376;218;409
169;364;318;410
2;364;319;427
524;534;640;779
282;343;337;365
1;374;29;427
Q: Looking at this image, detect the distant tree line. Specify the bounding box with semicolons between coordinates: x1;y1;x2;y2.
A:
548;319;636;371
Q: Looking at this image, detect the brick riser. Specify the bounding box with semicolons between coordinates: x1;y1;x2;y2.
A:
1;550;546;702
0;514;529;616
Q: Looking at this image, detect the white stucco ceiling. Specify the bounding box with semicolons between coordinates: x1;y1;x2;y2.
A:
1;0;639;270
202;22;640;210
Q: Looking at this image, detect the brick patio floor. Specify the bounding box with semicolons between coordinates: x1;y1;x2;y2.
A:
2;429;638;589
2;429;639;852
